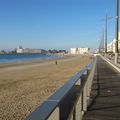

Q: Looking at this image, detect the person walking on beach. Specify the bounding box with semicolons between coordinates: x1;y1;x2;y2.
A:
55;60;58;65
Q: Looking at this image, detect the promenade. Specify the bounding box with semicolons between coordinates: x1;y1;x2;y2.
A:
83;56;120;120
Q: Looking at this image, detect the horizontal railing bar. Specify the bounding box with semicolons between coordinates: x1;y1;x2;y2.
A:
26;100;58;120
25;59;96;120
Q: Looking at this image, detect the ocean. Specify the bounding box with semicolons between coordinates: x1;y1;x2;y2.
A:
0;54;62;63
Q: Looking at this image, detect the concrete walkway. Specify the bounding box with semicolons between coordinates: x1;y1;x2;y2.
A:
83;56;120;120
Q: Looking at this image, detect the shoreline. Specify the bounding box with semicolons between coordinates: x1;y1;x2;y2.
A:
0;54;63;64
0;54;77;69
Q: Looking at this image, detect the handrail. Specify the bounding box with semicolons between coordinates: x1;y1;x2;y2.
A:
25;58;97;120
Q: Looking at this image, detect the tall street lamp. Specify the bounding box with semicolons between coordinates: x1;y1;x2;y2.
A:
102;13;112;55
115;0;119;64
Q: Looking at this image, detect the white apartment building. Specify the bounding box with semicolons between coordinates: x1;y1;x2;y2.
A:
107;32;120;53
70;48;89;54
70;48;79;54
16;46;24;53
78;48;89;54
107;42;113;52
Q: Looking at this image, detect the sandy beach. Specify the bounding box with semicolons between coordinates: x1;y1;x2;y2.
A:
0;55;91;120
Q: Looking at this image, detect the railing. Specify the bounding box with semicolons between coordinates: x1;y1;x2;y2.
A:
105;53;120;64
25;58;97;120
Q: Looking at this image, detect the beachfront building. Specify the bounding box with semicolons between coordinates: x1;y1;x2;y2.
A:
23;48;42;54
16;46;24;53
70;48;89;54
79;48;89;54
107;42;113;53
107;32;120;53
16;46;46;54
70;48;79;54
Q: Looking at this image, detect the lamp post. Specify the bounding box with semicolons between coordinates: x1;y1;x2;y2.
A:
99;28;105;53
115;0;119;64
105;14;108;54
102;13;112;56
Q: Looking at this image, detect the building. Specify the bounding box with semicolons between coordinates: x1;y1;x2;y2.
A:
23;48;42;53
16;46;24;53
70;48;89;54
70;48;79;54
78;48;90;54
107;42;113;53
107;32;120;53
16;46;46;54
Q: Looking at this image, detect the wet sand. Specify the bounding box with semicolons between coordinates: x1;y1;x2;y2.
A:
0;55;91;120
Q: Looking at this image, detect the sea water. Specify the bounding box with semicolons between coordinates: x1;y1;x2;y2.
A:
0;54;62;63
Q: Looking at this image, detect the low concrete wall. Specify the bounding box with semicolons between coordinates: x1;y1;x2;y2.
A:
100;55;120;73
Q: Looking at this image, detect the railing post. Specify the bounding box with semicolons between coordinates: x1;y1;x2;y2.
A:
73;108;76;120
74;78;83;120
82;84;87;113
75;95;82;120
80;74;87;116
85;70;90;100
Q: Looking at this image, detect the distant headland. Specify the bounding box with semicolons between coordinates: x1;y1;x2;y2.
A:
0;46;68;55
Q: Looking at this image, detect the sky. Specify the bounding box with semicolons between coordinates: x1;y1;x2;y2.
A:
0;0;119;51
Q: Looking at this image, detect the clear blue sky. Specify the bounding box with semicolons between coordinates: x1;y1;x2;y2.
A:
0;0;119;51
